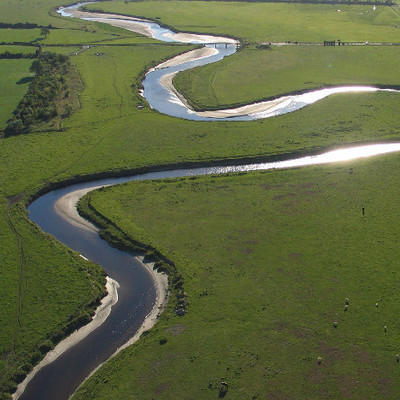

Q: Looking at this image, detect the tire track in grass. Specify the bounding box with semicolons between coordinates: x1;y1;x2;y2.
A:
111;58;124;115
3;193;27;354
42;56;128;181
209;67;220;107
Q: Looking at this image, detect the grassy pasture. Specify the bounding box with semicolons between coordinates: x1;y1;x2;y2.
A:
0;0;84;26
1;41;399;399
0;28;42;43
92;0;400;42
0;45;37;54
0;0;153;46
1;0;400;398
40;28;125;45
74;153;400;399
0;59;32;129
0;26;147;46
174;45;400;110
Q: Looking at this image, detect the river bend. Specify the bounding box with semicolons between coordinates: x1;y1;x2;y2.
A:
14;2;400;400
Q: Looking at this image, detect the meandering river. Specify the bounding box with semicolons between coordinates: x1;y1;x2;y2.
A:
15;2;400;399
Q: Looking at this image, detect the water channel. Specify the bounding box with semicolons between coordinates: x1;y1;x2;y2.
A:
15;2;400;399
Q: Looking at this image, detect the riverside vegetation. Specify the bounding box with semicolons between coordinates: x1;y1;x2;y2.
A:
1;0;400;398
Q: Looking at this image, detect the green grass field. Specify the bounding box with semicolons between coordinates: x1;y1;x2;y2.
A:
0;28;43;43
1;0;400;398
0;60;32;129
93;0;400;42
174;45;400;110
74;153;400;399
0;45;37;54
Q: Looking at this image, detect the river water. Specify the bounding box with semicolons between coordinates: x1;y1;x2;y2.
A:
15;2;400;399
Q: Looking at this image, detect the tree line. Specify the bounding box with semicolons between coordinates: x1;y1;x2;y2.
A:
0;22;56;29
0;51;38;59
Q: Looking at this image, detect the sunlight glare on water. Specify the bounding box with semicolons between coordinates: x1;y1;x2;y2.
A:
213;143;400;175
253;143;400;170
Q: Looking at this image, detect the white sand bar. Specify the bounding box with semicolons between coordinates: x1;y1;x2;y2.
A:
155;47;218;70
16;181;169;399
54;186;104;232
13;277;119;400
73;256;169;394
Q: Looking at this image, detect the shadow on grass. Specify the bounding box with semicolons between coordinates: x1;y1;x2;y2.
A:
16;76;33;85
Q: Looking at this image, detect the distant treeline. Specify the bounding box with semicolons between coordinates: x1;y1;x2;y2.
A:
0;51;38;59
4;52;71;137
0;22;56;29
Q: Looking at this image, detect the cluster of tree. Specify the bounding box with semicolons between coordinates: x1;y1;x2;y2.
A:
0;22;55;29
0;42;37;46
256;43;272;49
0;50;39;59
4;52;71;137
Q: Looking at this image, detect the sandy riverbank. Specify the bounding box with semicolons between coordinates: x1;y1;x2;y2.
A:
65;9;154;37
64;8;237;44
159;70;293;118
55;185;170;356
155;47;219;108
197;96;292;118
155;46;218;70
54;185;169;395
15;185;169;399
164;31;237;44
54;186;104;232
73;255;169;396
13;276;119;400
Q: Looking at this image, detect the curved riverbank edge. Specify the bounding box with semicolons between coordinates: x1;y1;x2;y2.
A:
54;186;103;232
147;43;400;119
55;185;169;398
162;72;400;118
63;7;237;44
173;81;400;114
53;186;170;352
72;255;169;398
64;9;154;37
14;179;170;400
13;276;119;400
153;47;218;70
67;6;239;44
